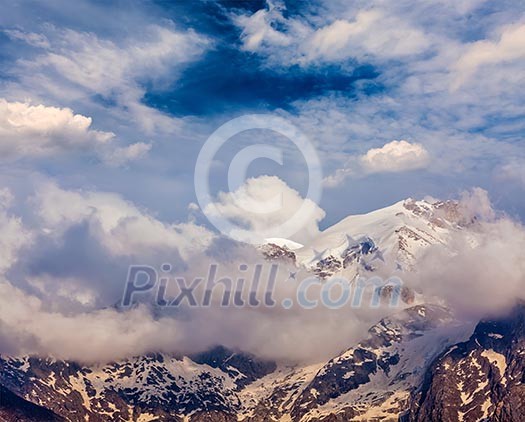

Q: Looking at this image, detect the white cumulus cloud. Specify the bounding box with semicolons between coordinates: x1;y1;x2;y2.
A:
0;99;112;155
205;175;326;244
323;140;430;187
0;99;149;164
360;140;430;173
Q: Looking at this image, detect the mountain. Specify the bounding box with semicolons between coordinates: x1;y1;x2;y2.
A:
4;305;524;421
0;383;64;421
0;350;275;421
263;198;466;280
0;304;469;421
406;304;525;422
243;304;470;421
1;197;523;421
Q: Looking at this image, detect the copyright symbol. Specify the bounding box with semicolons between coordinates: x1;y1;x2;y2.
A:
194;114;322;244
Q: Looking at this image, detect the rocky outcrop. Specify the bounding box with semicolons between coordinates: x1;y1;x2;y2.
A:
0;349;274;421
289;305;460;420
259;243;296;263
0;384;64;421
407;305;525;422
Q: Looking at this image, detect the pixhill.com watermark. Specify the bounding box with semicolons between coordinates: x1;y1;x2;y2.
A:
121;263;406;310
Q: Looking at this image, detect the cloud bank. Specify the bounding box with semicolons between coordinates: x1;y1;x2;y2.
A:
0;99;149;165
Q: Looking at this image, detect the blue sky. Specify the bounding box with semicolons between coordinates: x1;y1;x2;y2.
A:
0;0;524;229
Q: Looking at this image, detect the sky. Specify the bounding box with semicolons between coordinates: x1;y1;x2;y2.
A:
0;0;524;362
0;0;524;226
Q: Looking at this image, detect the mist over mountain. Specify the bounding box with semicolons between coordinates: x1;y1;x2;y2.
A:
1;185;525;420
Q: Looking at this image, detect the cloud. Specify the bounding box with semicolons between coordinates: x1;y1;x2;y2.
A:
101;142;152;167
458;187;496;221
0;183;524;364
451;22;525;89
322;166;355;188
0;280;182;363
32;182;215;260
0;178;379;364
498;161;525;187
0;189;32;273
205;175;326;244
230;3;523;219
0;98;149;164
360;140;430;173
323;140;430;187
303;10;429;62
8;24;210;133
412;189;525;319
0;98;111;154
3;29;50;48
234;2;293;51
233;5;430;66
30;25;208;96
0;180;217;323
3;0;524;223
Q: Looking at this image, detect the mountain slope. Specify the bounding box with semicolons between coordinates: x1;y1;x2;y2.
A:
0;383;64;421
406;304;525;422
264;198;467;281
0;349;276;421
0;305;471;421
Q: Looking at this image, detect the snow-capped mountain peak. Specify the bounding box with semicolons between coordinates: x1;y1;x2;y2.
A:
261;198;466;280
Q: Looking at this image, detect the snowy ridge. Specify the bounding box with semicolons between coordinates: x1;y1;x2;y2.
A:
262;198;466;281
302;198;462;271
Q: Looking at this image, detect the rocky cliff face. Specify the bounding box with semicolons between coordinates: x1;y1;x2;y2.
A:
0;349;275;421
0;383;64;421
288;305;460;421
406;305;525;422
